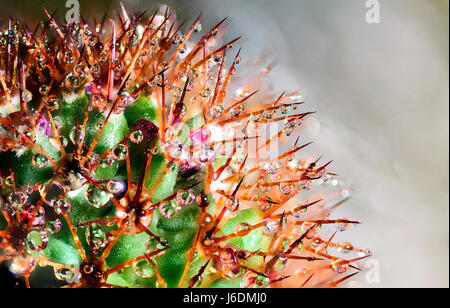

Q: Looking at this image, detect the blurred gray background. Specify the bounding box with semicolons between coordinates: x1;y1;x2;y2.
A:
1;0;448;287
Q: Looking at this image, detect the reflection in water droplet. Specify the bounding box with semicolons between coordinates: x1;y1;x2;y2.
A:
112;144;128;161
32;153;49;168
146;237;167;258
85;184;111;208
133;259;155;278
159;200;179;218
85;223;106;250
26;230;48;251
176;189;195;206
331;259;349;273
46;219;62;234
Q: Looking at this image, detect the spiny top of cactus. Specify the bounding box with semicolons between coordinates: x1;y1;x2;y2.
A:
0;4;370;288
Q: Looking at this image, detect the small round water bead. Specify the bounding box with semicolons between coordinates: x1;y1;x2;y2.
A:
331;259;349;274
9;191;28;208
85;223;106;250
26;230;49;251
45;96;59;111
85;184;112;208
243;271;270;288
133;259;155;278
176;189;195;206
112;144;128;161
99;157;114;168
335;219;351;232
106;180;123;194
53;199;72;215
146;237;167;258
54;267;77;282
32;153;49;168
46;218;62;234
130;130;144;143
159;199;180;218
210;105;224;119
69;126;85;144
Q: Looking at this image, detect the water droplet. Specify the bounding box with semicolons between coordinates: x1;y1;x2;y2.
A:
63;50;74;64
46;218;62;234
106;180;123;194
279;182;294;195
193;23;202;32
39;85;49;95
130;130;144;143
115;92;135;112
59;136;68;147
95;122;104;132
9;191;27;208
65;73;80;89
340;188;352;199
89;93;105;109
99;157;114;168
85;184;111;208
112;144;128;161
85;223;106;250
331;259;349;273
264;162;280;175
10;254;36;276
196;192;210;208
133;259;155;278
154;74;167;87
54;267;77;282
335;219;350;232
194;145;215;164
21;90;33;103
230;104;244;117
83;264;93;274
257;199;272;212
146;237;167;258
45;95;59;111
337;241;354;254
4;176;14;186
226;197;240;212
42;183;66;204
173;102;187;118
291;206;307;219
26;230;48;251
264;219;280;233
210;105;224;119
69;126;85;144
53;199;71;215
75;64;89;79
176;189;195;206
300;222;316;235
159;199;179;218
164;127;175;141
32;153;49;168
166;141;185;159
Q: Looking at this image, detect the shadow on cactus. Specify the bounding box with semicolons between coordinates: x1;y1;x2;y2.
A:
0;4;370;288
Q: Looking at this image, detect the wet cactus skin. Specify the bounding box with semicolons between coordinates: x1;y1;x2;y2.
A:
0;5;369;288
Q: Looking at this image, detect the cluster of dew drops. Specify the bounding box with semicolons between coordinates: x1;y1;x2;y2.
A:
0;7;372;288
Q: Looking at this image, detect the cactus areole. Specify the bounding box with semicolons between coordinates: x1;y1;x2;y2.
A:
0;5;369;288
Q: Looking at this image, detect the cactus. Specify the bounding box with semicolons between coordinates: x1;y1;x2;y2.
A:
0;5;370;288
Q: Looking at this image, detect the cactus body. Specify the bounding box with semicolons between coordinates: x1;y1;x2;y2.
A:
0;5;369;288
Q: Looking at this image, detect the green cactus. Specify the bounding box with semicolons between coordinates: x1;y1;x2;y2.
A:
0;5;368;288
